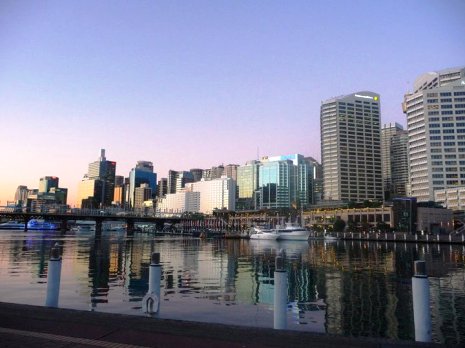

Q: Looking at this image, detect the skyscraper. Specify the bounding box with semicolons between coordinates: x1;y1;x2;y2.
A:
128;161;157;209
78;149;116;208
381;123;408;200
167;170;193;194
39;177;59;193
390;130;409;198
189;168;204;182
321;91;383;202
236;160;259;210
14;185;29;205
403;67;465;202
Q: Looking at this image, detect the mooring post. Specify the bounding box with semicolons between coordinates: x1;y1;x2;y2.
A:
142;252;161;314
274;254;288;330
412;260;432;342
45;243;62;307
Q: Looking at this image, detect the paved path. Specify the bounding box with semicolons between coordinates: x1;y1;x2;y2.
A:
0;302;444;347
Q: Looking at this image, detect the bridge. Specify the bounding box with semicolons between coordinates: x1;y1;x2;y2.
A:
0;210;184;235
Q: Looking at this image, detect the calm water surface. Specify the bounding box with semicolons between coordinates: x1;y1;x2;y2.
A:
0;229;464;344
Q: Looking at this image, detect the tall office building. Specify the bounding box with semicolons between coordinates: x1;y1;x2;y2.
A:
113;176;125;207
321;91;383;202
257;154;311;209
167;170;194;194
381;123;408;200
390;130;409;198
185;177;236;214
39;176;59;193
14;185;29;205
134;183;152;210
157;178;168;198
189;168;204;182
304;157;322;205
403;67;465;202
236;160;260;210
78;149;116;208
128;161;157;209
224;164;239;181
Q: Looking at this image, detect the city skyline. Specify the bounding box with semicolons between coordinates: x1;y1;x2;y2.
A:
1;1;464;205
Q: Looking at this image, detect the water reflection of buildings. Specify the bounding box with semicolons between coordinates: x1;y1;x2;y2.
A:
3;231;464;343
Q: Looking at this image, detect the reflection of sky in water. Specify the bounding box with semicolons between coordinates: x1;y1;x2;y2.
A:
0;229;464;344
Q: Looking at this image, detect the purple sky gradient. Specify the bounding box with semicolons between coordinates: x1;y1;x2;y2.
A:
1;1;464;206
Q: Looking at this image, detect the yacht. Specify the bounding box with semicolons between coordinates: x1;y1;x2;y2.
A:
249;226;279;240
274;223;310;241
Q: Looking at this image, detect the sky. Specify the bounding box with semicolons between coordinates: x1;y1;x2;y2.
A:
1;0;464;206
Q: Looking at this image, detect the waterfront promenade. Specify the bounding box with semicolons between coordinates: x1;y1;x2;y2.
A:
0;302;443;348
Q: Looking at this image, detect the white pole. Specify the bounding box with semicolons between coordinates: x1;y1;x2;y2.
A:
142;252;161;314
274;255;287;330
45;243;62;307
412;260;432;342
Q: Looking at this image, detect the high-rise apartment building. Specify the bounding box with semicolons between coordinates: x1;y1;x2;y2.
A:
321;91;383;202
128;161;157;209
403;67;465;202
381;123;408;200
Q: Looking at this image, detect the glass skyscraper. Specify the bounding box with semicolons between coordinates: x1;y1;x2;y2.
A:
129;161;157;209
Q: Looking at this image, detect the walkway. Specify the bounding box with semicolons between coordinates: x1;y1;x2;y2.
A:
0;302;441;348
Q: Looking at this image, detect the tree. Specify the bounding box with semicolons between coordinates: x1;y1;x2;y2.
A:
333;218;346;232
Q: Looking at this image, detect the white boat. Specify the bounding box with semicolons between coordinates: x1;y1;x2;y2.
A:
274;223;310;241
249;226;279;240
0;221;25;230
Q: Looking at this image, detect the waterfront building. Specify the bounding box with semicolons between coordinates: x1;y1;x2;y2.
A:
128;161;157;209
403;66;465;202
189;168;204;182
157;191;200;214
435;186;465;211
134;183;152;211
80;149;116;207
39;176;59;193
236;160;259;210
320;91;383;203
14;185;28;206
185;177;236;214
381;123;409;200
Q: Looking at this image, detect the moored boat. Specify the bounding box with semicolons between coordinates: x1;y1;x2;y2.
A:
27;219;59;230
249;226;279;240
274;223;310;241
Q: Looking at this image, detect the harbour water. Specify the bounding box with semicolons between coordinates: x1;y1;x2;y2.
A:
0;228;464;344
